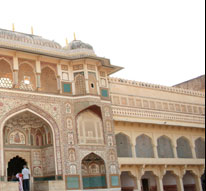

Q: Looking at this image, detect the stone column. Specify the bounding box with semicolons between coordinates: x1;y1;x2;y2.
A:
132;144;136;158
36;73;41;90
13;70;18;87
191;144;197;159
57;76;61;93
69;65;75;95
95;66;101;95
156;176;164;191
13;55;19;87
153;144;158;158
135;178;142;191
195;175;203;191
57;63;62;93
176;176;184;191
173;145;178;158
36;60;41;91
84;63;89;94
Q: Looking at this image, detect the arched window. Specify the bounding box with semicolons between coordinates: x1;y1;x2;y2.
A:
41;67;58;93
18;63;36;91
115;133;132;157
75;73;86;95
136;134;154;158
82;153;107;189
157;136;174;158
0;59;13;88
195;138;205;159
177;137;193;158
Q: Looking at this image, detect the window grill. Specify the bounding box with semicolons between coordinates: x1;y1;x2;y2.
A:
0;77;13;88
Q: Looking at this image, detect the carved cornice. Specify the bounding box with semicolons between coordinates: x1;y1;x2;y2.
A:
112;106;205;124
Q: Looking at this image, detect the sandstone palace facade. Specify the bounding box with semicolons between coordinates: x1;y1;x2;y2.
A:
0;28;205;191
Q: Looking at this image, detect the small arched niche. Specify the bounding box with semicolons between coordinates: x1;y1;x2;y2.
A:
81;153;107;189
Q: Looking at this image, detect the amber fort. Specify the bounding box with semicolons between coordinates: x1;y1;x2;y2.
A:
0;28;205;191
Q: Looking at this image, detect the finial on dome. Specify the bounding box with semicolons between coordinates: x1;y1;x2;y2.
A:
73;32;76;40
12;23;15;31
31;26;34;35
66;38;69;46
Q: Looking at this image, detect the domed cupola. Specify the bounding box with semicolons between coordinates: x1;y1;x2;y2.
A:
70;40;93;50
64;40;96;57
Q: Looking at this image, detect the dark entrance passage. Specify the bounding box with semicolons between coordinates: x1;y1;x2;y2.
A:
7;156;27;181
142;179;149;191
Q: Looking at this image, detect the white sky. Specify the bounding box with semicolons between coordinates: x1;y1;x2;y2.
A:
0;0;205;86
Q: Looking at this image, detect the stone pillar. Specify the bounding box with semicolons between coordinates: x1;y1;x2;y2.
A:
57;63;62;93
173;145;178;158
153;144;158;158
13;55;19;70
95;66;101;96
132;144;136;158
69;65;75;95
191;144;197;158
136;178;142;191
13;70;18;87
84;63;89;94
57;76;61;93
156;176;164;191
195;175;203;191
36;60;41;73
36;73;41;90
176;176;184;191
13;55;19;87
36;60;41;91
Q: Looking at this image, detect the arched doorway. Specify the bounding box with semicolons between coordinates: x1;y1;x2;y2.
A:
7;156;27;181
81;153;107;189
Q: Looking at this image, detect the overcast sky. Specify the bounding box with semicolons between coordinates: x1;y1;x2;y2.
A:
0;0;205;86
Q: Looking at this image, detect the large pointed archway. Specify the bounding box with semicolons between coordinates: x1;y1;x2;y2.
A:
0;103;63;179
2;109;57;185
